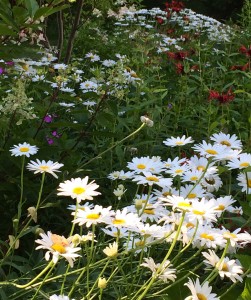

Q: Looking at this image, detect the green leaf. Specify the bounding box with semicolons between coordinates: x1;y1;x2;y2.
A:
0;9;19;31
0;24;16;36
24;0;39;17
33;4;69;20
238;278;251;300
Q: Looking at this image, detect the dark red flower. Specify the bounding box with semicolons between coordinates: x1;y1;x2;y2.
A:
175;62;184;74
230;62;249;71
156;17;164;24
167;51;189;60
165;1;184;13
208;89;235;104
239;45;251;57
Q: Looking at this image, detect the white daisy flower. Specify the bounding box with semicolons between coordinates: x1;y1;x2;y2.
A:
200;173;222;193
163;135;194;147
57;177;101;203
72;205;112;227
127;156;164;174
10;142;38;157
210;132;242;149
26;159;64;178
160;195;192;212
184;278;219;300
237;172;251;194
163;157;187;169
141;257;177;283
50;295;74;300
103;241;118;258
192;141;228;158
180;184;208;199
181;169;203;183
165;164;189;177
192;225;225;249
202;249;243;282
85;52;100;62
132;172;172;188
213;196;236;214
35;231;81;267
227;153;251;170
106;207;141;229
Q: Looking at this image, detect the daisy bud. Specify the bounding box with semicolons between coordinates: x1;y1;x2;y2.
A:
27;206;37;223
8;235;19;249
140;116;154;127
98;277;107;289
103;242;118;258
71;234;81;246
135;199;143;210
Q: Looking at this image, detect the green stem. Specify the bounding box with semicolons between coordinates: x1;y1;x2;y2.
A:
17;156;25;226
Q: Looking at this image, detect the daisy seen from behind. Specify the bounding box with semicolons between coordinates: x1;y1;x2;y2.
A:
10;142;38;157
57;177;101;203
35;231;81;267
184;278;219;300
27;159;64;178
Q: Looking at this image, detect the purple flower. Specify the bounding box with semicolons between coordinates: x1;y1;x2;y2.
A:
52;130;61;138
46;137;54;145
0;67;6;74
44;115;53;123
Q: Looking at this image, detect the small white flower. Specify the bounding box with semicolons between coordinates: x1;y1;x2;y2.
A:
163;135;194;147
27;159;64;178
184;278;219;300
10;142;38;157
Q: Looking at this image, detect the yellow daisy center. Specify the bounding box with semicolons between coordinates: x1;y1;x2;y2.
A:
162;191;171;197
197;293;207;300
146;176;159;182
206;149;218;155
113;219;126;225
220;140;231;146
177;202;191;208
187;193;197;199
39;165;49;171
175;169;183;173
20;147;29;152
200;233;214;241
51;243;66;254
221;262;229;272
86;213;100;220
137;164;146;169
223;232;237;239
197;165;205;171
240;162;250;167
248;179;251;188
186;222;195;228
135;240;145;247
175;141;184;145
73;187;86;194
144;208;155;215
215;204;225;211
190;176;199;181
192;210;205;215
22;64;29;71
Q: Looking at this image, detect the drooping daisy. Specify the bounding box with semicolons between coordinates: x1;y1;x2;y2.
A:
26;159;64;178
10;142;38;157
57;177;101;203
163;135;194;147
184;278;219;300
226;153;251;170
202;249;243;282
200;173;222;193
141;257;177;283
35;231;81;267
213;196;236;214
210;132;242;149
237;172;251;194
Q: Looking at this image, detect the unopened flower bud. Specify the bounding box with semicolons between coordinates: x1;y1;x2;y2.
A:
98;277;107;289
27;206;37;223
140;116;154;127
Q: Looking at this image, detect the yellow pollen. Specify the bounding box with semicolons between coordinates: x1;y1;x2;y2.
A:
113;219;126;225
177;202;191;208
221;262;229;272
223;232;237;239
86;213;100;220
248;179;251;188
197;293;207;300
137;164;146;169
146;176;159;182
73;187;86;194
175;169;183;173
192;210;205;215
197;165;205;171
200;233;214;241
205;178;215;185
206;149;218;155
175;141;184;145
51;243;66;254
186;222;195;228
135;240;145;247
220;140;231;146
215;204;225;211
39;165;49;171
187;193;197;199
144;209;155;215
20;147;29;152
240;162;250;167
162;191;171;197
22;64;29;71
190;176;199;181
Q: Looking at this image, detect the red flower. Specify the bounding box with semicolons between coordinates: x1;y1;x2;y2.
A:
167;51;189;60
156;17;164;24
175;62;184;74
230;62;249;71
239;45;251;57
165;1;184;13
208;89;235;104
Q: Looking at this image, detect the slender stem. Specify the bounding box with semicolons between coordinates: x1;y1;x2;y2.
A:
17;156;26;228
